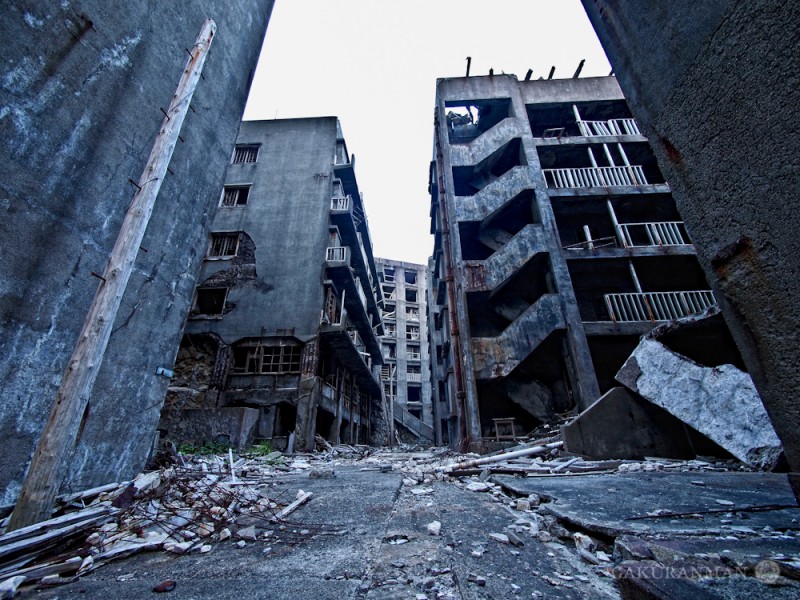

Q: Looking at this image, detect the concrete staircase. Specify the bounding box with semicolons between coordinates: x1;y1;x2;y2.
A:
454;166;534;223
471;294;565;379
393;400;435;443
449;117;525;167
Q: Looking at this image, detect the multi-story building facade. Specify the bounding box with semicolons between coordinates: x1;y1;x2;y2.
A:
159;117;388;451
375;259;434;443
428;75;722;450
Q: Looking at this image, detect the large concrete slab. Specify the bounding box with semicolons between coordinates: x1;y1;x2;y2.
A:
616;338;782;469
493;472;800;537
562;387;698;460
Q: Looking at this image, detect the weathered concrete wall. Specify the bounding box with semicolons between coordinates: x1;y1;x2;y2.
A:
159;407;261;450
187;118;339;344
581;1;800;470
0;1;273;501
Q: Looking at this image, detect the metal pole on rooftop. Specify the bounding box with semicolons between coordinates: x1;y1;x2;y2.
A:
7;19;216;531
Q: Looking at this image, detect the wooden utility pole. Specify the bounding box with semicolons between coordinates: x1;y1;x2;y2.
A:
7;19;217;531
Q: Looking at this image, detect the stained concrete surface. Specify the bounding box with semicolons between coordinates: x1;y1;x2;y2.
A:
494;471;800;537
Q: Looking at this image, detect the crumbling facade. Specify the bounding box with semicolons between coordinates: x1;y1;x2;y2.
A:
0;1;273;503
428;74;728;450
375;258;434;444
159;118;388;451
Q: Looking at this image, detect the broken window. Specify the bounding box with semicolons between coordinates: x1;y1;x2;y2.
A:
407;344;421;360
383;304;396;320
384;323;396;337
382;284;396;301
231;342;302;374
407;365;421;382
207;232;240;258
406;324;420;341
232;145;259;164
405;288;418;303
406;307;419;321
404;271;417;285
383;267;395;282
220;185;250;207
383;342;396;359
192;288;227;316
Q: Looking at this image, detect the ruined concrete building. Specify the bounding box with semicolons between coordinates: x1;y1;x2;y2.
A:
0;1;273;504
428;74;734;450
375;258;434;444
159;118;388;451
579;0;800;498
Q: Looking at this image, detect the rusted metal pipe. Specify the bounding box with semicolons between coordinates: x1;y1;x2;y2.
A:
434;110;470;451
435;441;564;473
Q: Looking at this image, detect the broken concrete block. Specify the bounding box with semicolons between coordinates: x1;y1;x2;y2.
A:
616;338;782;469
426;521;442;536
563;387;698;460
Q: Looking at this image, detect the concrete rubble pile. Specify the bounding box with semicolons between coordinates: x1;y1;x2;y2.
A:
2;439;798;598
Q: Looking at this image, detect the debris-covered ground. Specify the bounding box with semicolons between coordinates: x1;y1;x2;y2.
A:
1;438;799;599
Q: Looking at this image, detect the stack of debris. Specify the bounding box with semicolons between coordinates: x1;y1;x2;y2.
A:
564;309;784;469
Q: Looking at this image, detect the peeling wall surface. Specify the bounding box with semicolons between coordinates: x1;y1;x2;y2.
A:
581;0;800;469
0;1;273;503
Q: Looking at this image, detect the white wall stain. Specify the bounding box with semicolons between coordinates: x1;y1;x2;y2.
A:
84;33;142;86
23;13;44;28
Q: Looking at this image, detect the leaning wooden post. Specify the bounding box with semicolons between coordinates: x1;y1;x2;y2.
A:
7;19;217;531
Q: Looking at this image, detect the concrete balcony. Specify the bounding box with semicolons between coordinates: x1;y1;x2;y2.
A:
324;246;381;359
319;325;381;396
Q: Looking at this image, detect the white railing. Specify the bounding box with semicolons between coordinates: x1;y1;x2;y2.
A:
407;372;422;383
382;310;396;320
544;165;647;188
604;290;716;322
331;195;351;211
618;221;689;247
578;118;640;137
326;246;346;262
407;352;421;361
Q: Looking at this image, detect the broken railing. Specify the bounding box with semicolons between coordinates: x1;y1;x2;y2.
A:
330;195;351;211
605;290;716;322
578;118;640;137
617;221;689;247
406;372;422;383
543;165;647;188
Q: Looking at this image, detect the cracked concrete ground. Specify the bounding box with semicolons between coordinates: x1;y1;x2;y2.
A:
26;465;617;599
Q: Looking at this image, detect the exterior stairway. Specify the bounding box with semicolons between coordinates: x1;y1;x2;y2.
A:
463;224;548;293
471;294;565;379
393;400;435;442
454;166;535;222
449;117;525;167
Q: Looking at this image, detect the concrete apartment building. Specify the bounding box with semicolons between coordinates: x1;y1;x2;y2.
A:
428;74;730;450
159;118;388;451
580;0;800;497
0;1;273;504
375;259;434;444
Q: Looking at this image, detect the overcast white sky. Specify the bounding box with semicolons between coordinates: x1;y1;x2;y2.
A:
243;0;610;265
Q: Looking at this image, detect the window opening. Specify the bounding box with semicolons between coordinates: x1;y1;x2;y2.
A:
208;233;240;258
232;145;259;164
193;288;227;316
221;185;250;207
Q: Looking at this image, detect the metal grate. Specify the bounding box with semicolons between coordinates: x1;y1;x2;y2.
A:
605;290;716;322
208;233;239;257
232;145;258;163
544;165;647;188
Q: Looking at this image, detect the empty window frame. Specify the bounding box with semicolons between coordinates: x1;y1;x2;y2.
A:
192;287;227;316
383;267;395;282
384;323;397;337
383;342;396;359
405;288;418;303
404;270;417;285
406;307;420;321
220;185;250;207
232;144;259;164
407;365;421;375
232;343;302;374
207;232;240;258
407;344;421;360
406;324;420;341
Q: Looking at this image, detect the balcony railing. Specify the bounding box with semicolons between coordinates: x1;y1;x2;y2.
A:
604;290;716;323
406;372;422;383
326;246;346;262
618;221;689;247
407;352;421;361
331;195;351;211
544;165;647;189
578;118;640;137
